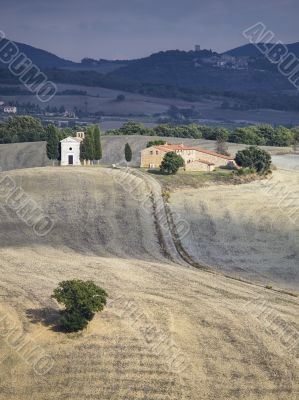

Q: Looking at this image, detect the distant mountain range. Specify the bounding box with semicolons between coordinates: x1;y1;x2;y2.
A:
0;39;77;69
0;39;299;108
224;42;299;58
1;38;298;71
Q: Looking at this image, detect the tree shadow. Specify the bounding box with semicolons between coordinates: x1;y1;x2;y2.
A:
26;307;62;332
147;169;164;175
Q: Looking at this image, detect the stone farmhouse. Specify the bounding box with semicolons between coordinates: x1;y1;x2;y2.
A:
140;143;235;171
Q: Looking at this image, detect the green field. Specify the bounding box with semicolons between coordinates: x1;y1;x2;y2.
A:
144;168;237;191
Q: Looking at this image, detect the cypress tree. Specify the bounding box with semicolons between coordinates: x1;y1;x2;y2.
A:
46;124;59;166
93;125;102;164
124;143;132;163
80;137;87;161
85;127;95;162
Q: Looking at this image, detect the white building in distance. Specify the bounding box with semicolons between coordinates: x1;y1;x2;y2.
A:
4;106;17;114
60;132;84;166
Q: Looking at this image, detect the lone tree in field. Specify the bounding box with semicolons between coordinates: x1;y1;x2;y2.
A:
124;143;132;163
116;94;125;102
235;146;271;174
46;124;59;165
215;128;230;156
52;280;108;332
160;152;184;175
216;137;229;156
93;125;102;164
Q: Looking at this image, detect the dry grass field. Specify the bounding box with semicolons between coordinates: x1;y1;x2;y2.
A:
0;166;298;400
2;83;299;125
0;142;51;172
169;170;299;291
0;83;215;116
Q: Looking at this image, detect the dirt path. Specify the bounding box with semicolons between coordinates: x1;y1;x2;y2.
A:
127;167;190;267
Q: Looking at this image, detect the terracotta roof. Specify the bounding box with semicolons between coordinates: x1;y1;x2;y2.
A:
193;148;234;160
154;144;195;152
153;144;233;160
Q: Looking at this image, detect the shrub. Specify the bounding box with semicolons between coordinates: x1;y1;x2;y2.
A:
119;121;149;135
236;167;256;175
215;137;230;156
162;191;171;202
160;152;184;175
146;140;166;147
235;146;271;174
52;280;108;332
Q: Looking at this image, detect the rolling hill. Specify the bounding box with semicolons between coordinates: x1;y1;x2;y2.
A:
0;166;298;399
0;39;77;69
0;141;51;171
170;169;299;291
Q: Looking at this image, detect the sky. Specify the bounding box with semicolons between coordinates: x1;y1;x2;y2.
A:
0;0;298;61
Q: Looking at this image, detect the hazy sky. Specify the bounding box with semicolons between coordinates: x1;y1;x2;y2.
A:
0;0;298;61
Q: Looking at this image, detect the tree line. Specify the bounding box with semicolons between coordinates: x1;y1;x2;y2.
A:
0;116;47;143
1;116;298;150
0;116;80;144
107;121;299;147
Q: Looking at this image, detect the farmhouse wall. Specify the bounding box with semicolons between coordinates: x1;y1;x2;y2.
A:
185;161;215;172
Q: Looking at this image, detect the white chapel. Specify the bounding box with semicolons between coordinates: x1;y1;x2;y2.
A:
60;132;85;166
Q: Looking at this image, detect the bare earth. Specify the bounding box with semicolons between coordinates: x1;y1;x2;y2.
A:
0;167;298;400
